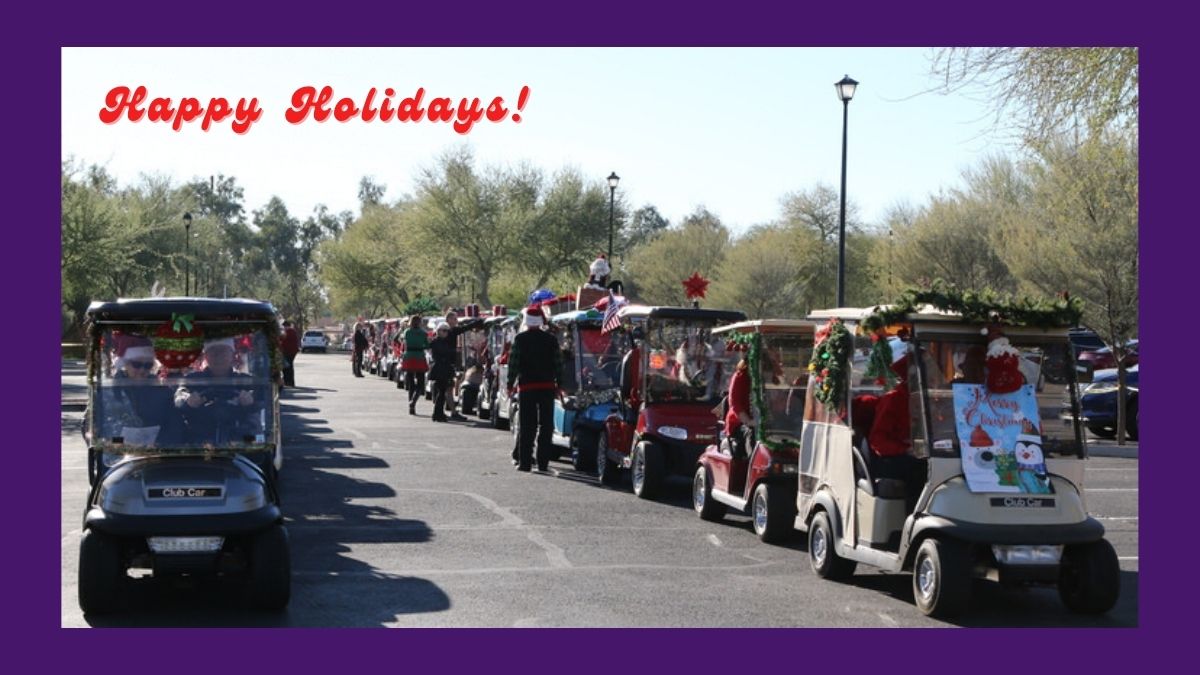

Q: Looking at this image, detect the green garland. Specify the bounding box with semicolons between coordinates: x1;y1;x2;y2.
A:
864;334;897;390
808;319;853;411
724;332;797;451
861;279;1083;334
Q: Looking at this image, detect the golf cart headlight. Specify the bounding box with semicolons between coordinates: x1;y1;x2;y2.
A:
147;536;225;554
657;426;688;441
769;462;798;474
992;544;1063;565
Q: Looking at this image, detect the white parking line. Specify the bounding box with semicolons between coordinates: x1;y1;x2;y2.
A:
1118;556;1138;561
707;534;723;547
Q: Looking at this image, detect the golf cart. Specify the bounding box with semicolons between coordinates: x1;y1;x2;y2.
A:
79;297;289;613
598;305;746;497
547;308;629;471
477;313;519;429
794;298;1118;618
693;319;815;542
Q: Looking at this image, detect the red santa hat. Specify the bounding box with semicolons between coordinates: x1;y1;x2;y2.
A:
523;306;544;328
114;335;155;368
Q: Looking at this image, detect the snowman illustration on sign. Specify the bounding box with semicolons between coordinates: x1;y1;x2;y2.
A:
1013;417;1051;494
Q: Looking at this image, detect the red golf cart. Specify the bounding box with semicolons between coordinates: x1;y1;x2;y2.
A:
693;319;815;542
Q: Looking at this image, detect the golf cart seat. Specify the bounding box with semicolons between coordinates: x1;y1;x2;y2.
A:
852;441;907;499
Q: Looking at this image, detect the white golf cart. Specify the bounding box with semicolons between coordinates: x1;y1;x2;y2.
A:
794;303;1119;618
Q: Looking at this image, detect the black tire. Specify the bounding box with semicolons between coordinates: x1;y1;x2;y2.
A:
461;387;478;416
477;388;491;420
491;395;508;430
753;482;795;543
597;433;621;486
78;529;124;614
809;511;856;581
1126;398;1138;442
571;428;598;473
693;465;726;521
1058;539;1120;614
632;441;664;499
247;524;291;611
912;538;972;618
1087;423;1116;439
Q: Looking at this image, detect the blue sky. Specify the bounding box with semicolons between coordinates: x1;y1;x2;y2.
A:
62;47;1012;234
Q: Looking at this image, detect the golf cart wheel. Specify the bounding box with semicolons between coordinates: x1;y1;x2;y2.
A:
78;529;124;614
491;396;508;430
1058;539;1120;614
1126;398;1138;441
631;441;664;499
753;482;794;543
809;511;856;581
912;538;971;618
693;465;726;521
597;434;621;486
509;402;520;441
248;524;291;611
477;392;491;420
571;428;598;473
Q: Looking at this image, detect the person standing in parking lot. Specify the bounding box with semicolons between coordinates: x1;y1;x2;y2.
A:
506;307;564;472
280;320;300;388
402;314;431;415
352;321;369;377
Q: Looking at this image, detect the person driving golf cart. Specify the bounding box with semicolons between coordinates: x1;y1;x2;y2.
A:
174;336;264;445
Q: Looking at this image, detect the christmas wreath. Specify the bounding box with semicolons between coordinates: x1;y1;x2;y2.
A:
808;319;853;411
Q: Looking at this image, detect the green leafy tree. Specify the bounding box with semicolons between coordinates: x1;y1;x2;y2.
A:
709;225;805;318
625;207;729;306
931;47;1138;146
514;167;614;289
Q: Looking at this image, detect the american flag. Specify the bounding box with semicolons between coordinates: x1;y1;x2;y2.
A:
601;291;627;334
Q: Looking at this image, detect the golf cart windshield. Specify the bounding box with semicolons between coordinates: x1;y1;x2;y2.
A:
577;325;621;390
758;333;813;442
644;320;736;404
915;334;1083;459
92;327;276;452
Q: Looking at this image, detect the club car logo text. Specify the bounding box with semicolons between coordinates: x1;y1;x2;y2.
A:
990;497;1054;508
148;487;223;499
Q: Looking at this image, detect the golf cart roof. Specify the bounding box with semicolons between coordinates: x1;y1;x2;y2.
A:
86;297;278;322
618;305;747;324
807;306;1071;337
711;319;816;336
551;308;604;325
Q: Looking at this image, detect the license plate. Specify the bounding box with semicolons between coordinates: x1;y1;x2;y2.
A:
990;496;1055;508
148;487;223;499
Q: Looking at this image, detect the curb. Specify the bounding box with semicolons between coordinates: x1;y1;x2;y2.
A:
1088;445;1138;459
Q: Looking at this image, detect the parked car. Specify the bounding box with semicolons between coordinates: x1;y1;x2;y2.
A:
300;330;328;353
1080;364;1138;440
1077;338;1138;372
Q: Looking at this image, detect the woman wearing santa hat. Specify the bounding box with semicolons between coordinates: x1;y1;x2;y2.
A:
100;335;178;445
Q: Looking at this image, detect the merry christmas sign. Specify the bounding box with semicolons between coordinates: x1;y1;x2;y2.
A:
952;384;1052;494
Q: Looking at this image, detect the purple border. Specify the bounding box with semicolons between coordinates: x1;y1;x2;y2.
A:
26;0;1181;668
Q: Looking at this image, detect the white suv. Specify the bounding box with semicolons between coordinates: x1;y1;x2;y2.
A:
301;330;328;353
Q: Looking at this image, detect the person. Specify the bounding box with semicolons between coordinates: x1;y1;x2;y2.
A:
174;337;259;445
676;331;717;399
352;322;369;377
428;322;458;422
401;314;431;415
98;335;179;446
867;337;919;485
280;320;300;387
723;355;755;459
506;306;564;472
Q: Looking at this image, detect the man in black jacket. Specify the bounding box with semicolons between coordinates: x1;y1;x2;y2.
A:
506;307;563;472
352;322;369;377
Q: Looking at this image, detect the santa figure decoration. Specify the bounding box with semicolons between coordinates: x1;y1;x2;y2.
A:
982;325;1023;394
586;255;611;290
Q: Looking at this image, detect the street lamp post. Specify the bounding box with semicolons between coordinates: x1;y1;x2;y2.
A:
606;172;620;261
183;212;192;296
835;75;857;308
